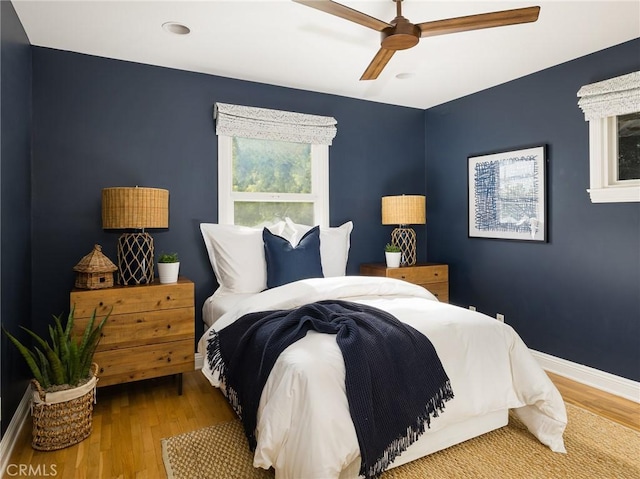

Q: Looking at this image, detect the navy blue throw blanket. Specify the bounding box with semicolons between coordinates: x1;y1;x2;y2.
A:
206;300;454;478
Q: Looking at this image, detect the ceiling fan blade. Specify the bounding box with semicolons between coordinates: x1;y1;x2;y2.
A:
417;6;540;37
293;0;392;32
360;49;395;81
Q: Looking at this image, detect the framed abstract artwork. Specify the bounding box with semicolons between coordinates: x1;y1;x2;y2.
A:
468;146;547;242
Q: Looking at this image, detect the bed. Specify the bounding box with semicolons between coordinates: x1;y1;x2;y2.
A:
198;221;567;479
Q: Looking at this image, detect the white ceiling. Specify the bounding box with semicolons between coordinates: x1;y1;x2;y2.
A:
12;0;640;109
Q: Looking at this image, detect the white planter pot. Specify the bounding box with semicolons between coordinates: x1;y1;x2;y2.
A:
157;262;180;284
385;252;401;268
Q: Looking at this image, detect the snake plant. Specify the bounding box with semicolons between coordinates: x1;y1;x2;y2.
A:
3;308;109;389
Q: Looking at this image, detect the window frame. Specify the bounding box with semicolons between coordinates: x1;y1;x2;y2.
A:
578;71;640;203
218;135;329;226
587;116;640;203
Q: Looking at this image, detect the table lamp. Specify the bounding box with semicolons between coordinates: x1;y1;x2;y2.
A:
381;195;426;266
102;186;169;285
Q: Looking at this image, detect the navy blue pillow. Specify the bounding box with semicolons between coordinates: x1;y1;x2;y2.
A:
263;226;324;289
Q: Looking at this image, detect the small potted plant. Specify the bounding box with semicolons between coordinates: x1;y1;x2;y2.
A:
385;243;402;268
3;308;108;450
157;252;180;284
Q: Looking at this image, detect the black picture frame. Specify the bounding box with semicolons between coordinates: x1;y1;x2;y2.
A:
468;145;547;242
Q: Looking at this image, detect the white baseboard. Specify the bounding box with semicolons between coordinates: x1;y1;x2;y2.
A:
531;349;640;403
194;352;204;370
0;388;31;477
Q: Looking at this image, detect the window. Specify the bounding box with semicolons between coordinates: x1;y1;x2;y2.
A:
578;71;640;203
218;136;328;226
214;103;337;226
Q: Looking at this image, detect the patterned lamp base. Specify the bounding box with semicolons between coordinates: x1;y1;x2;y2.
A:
117;232;155;285
391;227;417;266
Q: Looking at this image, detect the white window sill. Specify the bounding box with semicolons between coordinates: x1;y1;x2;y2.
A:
587;185;640;203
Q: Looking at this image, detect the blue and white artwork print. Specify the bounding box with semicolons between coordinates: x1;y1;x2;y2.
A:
468;146;546;241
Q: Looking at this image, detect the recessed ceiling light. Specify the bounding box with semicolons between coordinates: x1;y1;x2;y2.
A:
162;22;191;35
395;72;416;80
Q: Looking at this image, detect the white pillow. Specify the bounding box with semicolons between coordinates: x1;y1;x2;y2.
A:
284;218;353;277
200;222;286;293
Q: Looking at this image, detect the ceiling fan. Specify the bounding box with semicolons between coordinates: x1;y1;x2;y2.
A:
293;0;541;80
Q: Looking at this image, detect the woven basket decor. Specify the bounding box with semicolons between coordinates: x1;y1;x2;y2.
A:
31;364;98;451
73;244;117;289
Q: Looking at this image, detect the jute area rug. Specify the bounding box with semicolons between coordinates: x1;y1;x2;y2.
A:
161;404;640;479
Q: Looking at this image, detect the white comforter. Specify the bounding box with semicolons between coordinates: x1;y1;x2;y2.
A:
200;276;567;479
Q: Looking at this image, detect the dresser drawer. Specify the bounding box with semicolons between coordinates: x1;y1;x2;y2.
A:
420;282;449;303
360;263;449;303
94;339;194;387
71;279;194;318
74;308;195;351
384;265;448;284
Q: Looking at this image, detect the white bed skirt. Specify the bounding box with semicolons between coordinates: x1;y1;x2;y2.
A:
338;409;509;478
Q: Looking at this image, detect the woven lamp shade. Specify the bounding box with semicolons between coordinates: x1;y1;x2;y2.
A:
381;195;426;267
381;195;426;226
102;187;169;229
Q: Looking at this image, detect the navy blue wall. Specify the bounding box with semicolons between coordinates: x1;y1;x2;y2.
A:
425;39;640;381
3;22;637;433
1;0;32;435
30;47;426;349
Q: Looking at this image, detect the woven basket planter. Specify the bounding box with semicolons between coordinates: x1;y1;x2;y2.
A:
30;364;98;451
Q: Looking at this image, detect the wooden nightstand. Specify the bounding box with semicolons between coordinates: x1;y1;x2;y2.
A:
359;263;449;303
70;277;195;394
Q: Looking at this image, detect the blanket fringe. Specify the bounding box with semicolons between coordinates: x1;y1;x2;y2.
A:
206;330;243;419
363;380;455;479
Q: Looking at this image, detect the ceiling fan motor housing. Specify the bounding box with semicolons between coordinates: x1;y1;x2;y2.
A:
381;16;420;50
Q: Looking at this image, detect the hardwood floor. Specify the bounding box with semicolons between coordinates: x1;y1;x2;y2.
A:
5;372;235;479
4;370;639;478
546;371;639;431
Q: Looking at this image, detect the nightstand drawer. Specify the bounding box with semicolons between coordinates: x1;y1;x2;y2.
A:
74;308;195;351
360;263;449;304
94;339;194;387
420;282;449;303
71;279;194;318
384;265;448;284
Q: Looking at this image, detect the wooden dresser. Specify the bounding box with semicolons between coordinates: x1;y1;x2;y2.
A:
70;277;195;393
359;263;449;303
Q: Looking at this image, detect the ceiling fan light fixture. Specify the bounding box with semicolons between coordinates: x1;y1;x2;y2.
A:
162;22;191;35
381;18;420;50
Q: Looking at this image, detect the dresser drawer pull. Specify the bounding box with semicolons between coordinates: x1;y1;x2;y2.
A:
99;302;104;307
167;357;172;363
167;324;171;329
434;273;438;276
401;275;406;279
166;296;171;301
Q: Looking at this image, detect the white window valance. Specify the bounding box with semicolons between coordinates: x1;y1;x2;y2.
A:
214;102;337;145
577;71;640;121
